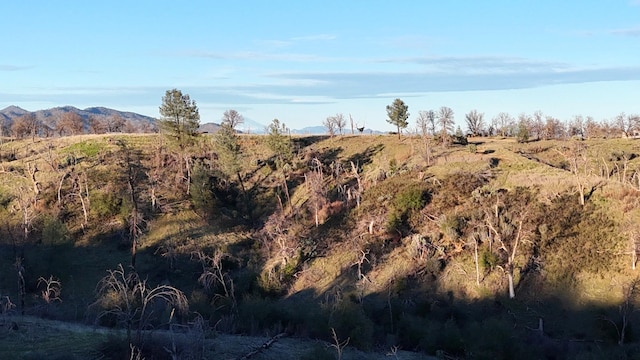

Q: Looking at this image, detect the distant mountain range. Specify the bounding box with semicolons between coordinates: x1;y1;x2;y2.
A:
0;105;157;132
290;125;383;135
0;106;383;135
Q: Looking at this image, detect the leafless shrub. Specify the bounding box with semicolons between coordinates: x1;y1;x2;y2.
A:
37;275;62;304
329;327;350;360
92;264;189;345
192;250;237;312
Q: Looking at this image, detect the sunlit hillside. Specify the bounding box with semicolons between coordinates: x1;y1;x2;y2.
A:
0;131;639;359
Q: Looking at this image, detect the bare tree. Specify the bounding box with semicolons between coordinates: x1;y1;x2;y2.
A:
465;109;485;136
88;116;107;134
478;188;535;298
437;106;454;146
531;110;545;140
603;278;640;346
583;116;599;139
568;115;585;138
493;112;513;137
556;142;593;206
56;112;84;136
416;111;434;165
334;113;346;135
615;112;640;138
416;111;431;137
305;158;327;227
12;113;41;141
117;140;147;268
323;116;337;137
106;115;126;133
543;116;565;140
221;109;244;130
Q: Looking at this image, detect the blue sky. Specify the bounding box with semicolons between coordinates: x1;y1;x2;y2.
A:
1;1;639;132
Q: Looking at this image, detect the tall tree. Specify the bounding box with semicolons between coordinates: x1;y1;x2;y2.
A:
158;88;200;149
158;89;200;195
334;113;346;135
437;106;454;146
386;98;409;139
267;119;294;209
416;111;434;165
221;109;244;130
116;140;147;269
416;110;431;137
493;112;513;137
465;109;485;136
214;118;248;215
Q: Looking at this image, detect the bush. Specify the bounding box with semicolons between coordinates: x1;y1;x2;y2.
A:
481;248;499;270
516;123;530;143
394;185;428;214
91;191;126;219
386;185;429;233
40;214;70;246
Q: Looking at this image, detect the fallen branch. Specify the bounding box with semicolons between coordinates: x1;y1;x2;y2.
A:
236;332;286;360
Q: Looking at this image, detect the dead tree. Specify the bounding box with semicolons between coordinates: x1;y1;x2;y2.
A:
350;161;363;208
15;258;26;315
479;188;534;299
117;140;147;269
93;264;189;346
557;142;591;206
305;158;327;227
604;278;640;346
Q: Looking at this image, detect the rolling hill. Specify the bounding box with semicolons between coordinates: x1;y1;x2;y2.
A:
0;105;157;132
0;132;638;358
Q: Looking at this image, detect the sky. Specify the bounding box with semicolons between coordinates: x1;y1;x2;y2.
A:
1;1;640;132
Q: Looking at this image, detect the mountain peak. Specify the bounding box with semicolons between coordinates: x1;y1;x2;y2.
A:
1;105;29;115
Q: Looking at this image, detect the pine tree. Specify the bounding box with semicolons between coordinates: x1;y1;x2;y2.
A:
386;98;409;139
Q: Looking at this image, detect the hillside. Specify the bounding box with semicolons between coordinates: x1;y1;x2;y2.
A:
0;105;157;133
0;133;639;359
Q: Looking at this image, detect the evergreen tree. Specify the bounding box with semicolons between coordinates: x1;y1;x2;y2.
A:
386;98;410;139
158;89;200;149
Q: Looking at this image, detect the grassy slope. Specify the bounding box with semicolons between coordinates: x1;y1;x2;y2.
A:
0;134;639;358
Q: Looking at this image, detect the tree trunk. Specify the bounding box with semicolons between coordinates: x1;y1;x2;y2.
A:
508;270;515;299
474;238;480;286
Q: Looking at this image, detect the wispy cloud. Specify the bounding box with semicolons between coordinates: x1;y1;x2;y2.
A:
262;63;640;100
609;26;640;36
377;56;570;74
0;64;32;71
291;34;336;41
378;35;434;49
5;57;640;110
179;50;326;62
